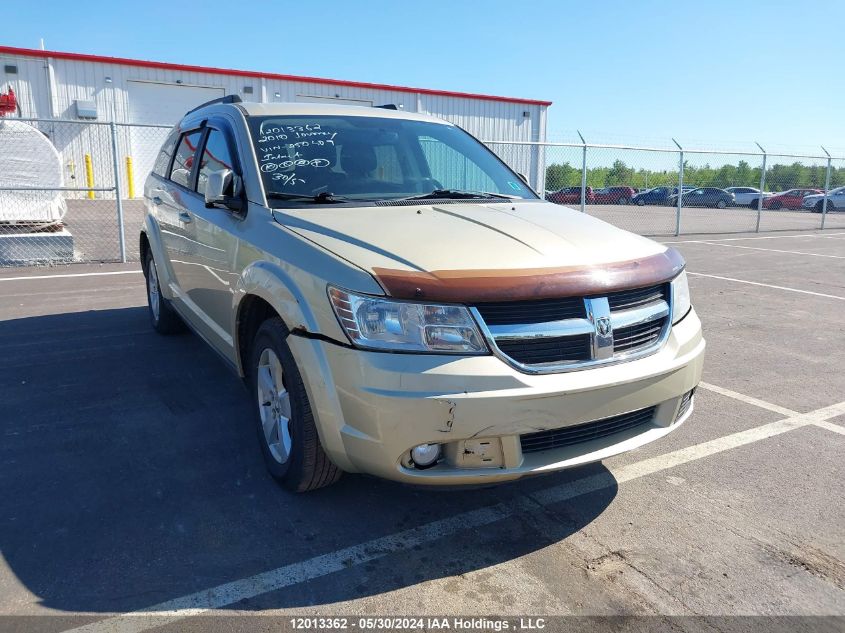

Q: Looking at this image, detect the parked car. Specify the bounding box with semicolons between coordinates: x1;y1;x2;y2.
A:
803;186;845;213
762;188;822;210
546;186;594;205
725;186;764;208
631;186;674;206
593;186;636;205
141;97;704;491
667;187;735;209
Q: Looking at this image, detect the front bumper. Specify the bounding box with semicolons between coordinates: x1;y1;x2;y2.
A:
289;308;705;485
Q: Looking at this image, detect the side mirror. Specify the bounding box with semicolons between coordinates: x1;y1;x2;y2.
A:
517;173;530;185
205;169;243;212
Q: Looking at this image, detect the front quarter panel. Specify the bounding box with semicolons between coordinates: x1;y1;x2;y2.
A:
230;213;385;472
231;210;384;373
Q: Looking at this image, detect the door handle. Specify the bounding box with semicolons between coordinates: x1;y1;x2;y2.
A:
152;196;163;205
178;212;193;223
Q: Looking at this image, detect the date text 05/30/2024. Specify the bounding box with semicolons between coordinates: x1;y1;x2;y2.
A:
289;617;547;631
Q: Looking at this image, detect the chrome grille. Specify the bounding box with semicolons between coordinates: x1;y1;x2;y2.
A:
613;319;665;354
520;406;656;453
475;297;585;325
496;334;591;365
607;285;668;311
471;282;671;374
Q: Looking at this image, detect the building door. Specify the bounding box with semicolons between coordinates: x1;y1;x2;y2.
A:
127;81;224;195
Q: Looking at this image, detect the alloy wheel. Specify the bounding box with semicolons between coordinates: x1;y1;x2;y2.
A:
147;259;160;321
256;347;293;464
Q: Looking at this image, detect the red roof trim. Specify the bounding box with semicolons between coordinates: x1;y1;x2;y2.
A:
0;46;553;107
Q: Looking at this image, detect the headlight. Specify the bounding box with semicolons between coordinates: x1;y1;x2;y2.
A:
328;287;488;354
671;270;691;324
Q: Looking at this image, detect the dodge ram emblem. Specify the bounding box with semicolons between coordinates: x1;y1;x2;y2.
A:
596;317;612;337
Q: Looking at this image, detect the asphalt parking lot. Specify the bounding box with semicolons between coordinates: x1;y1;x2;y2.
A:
0;230;844;631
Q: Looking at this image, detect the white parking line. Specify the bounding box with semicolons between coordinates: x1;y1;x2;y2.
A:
812;420;845;436
698;242;845;259
698;382;798;417
61;395;845;633
662;231;845;244
687;272;845;301
0;270;143;282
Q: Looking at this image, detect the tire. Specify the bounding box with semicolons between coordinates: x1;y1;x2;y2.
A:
815;201;826;213
617;197;628;205
249;317;342;492
748;199;758;209
770;200;782;210
716;200;727;209
144;250;185;334
636;198;645;206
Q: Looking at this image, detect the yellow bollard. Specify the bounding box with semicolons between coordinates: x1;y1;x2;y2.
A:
125;156;135;199
84;153;95;199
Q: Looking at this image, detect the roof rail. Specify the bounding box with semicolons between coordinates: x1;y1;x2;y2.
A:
374;104;399;110
185;94;242;115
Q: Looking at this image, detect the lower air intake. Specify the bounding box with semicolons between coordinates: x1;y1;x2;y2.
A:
676;388;695;421
520;406;656;454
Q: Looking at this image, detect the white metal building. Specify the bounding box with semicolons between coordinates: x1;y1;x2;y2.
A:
0;46;551;195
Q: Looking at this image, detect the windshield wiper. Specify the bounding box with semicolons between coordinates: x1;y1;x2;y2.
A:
392;189;518;202
267;191;349;204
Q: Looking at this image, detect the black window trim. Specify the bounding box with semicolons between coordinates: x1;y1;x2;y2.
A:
166;126;206;193
164;118;243;198
198;118;243;184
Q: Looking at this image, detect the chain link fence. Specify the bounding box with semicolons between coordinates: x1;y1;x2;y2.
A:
1;116;843;268
487;141;845;237
0;117;170;267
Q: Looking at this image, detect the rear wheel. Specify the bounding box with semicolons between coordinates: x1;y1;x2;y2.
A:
716;200;727;209
618;197;628;206
636;198;645;206
144;250;185;334
249;317;342;492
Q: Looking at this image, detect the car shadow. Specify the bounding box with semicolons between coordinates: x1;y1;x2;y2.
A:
0;307;617;613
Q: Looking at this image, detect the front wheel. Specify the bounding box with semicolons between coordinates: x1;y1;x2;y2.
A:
815;201;826;213
716;200;727;209
636;198;645;206
769;200;782;210
249;317;342;492
618;197;628;205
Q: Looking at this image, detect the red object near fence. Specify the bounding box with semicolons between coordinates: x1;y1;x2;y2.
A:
0;87;17;117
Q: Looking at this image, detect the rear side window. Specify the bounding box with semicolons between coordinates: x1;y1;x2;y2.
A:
152;127;180;177
197;129;235;195
169;131;203;188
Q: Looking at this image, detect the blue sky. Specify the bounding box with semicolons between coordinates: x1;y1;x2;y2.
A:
4;0;844;153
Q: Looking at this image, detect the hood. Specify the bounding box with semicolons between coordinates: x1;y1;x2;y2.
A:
273;201;671;299
274;201;664;273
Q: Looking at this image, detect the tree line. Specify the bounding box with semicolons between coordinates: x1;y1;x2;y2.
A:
545;159;845;192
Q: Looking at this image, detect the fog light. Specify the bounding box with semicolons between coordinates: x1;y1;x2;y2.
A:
411;443;441;468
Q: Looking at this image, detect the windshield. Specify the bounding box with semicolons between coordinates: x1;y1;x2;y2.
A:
248;115;538;205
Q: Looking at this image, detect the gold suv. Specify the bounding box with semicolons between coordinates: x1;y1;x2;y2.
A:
141;97;704;491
